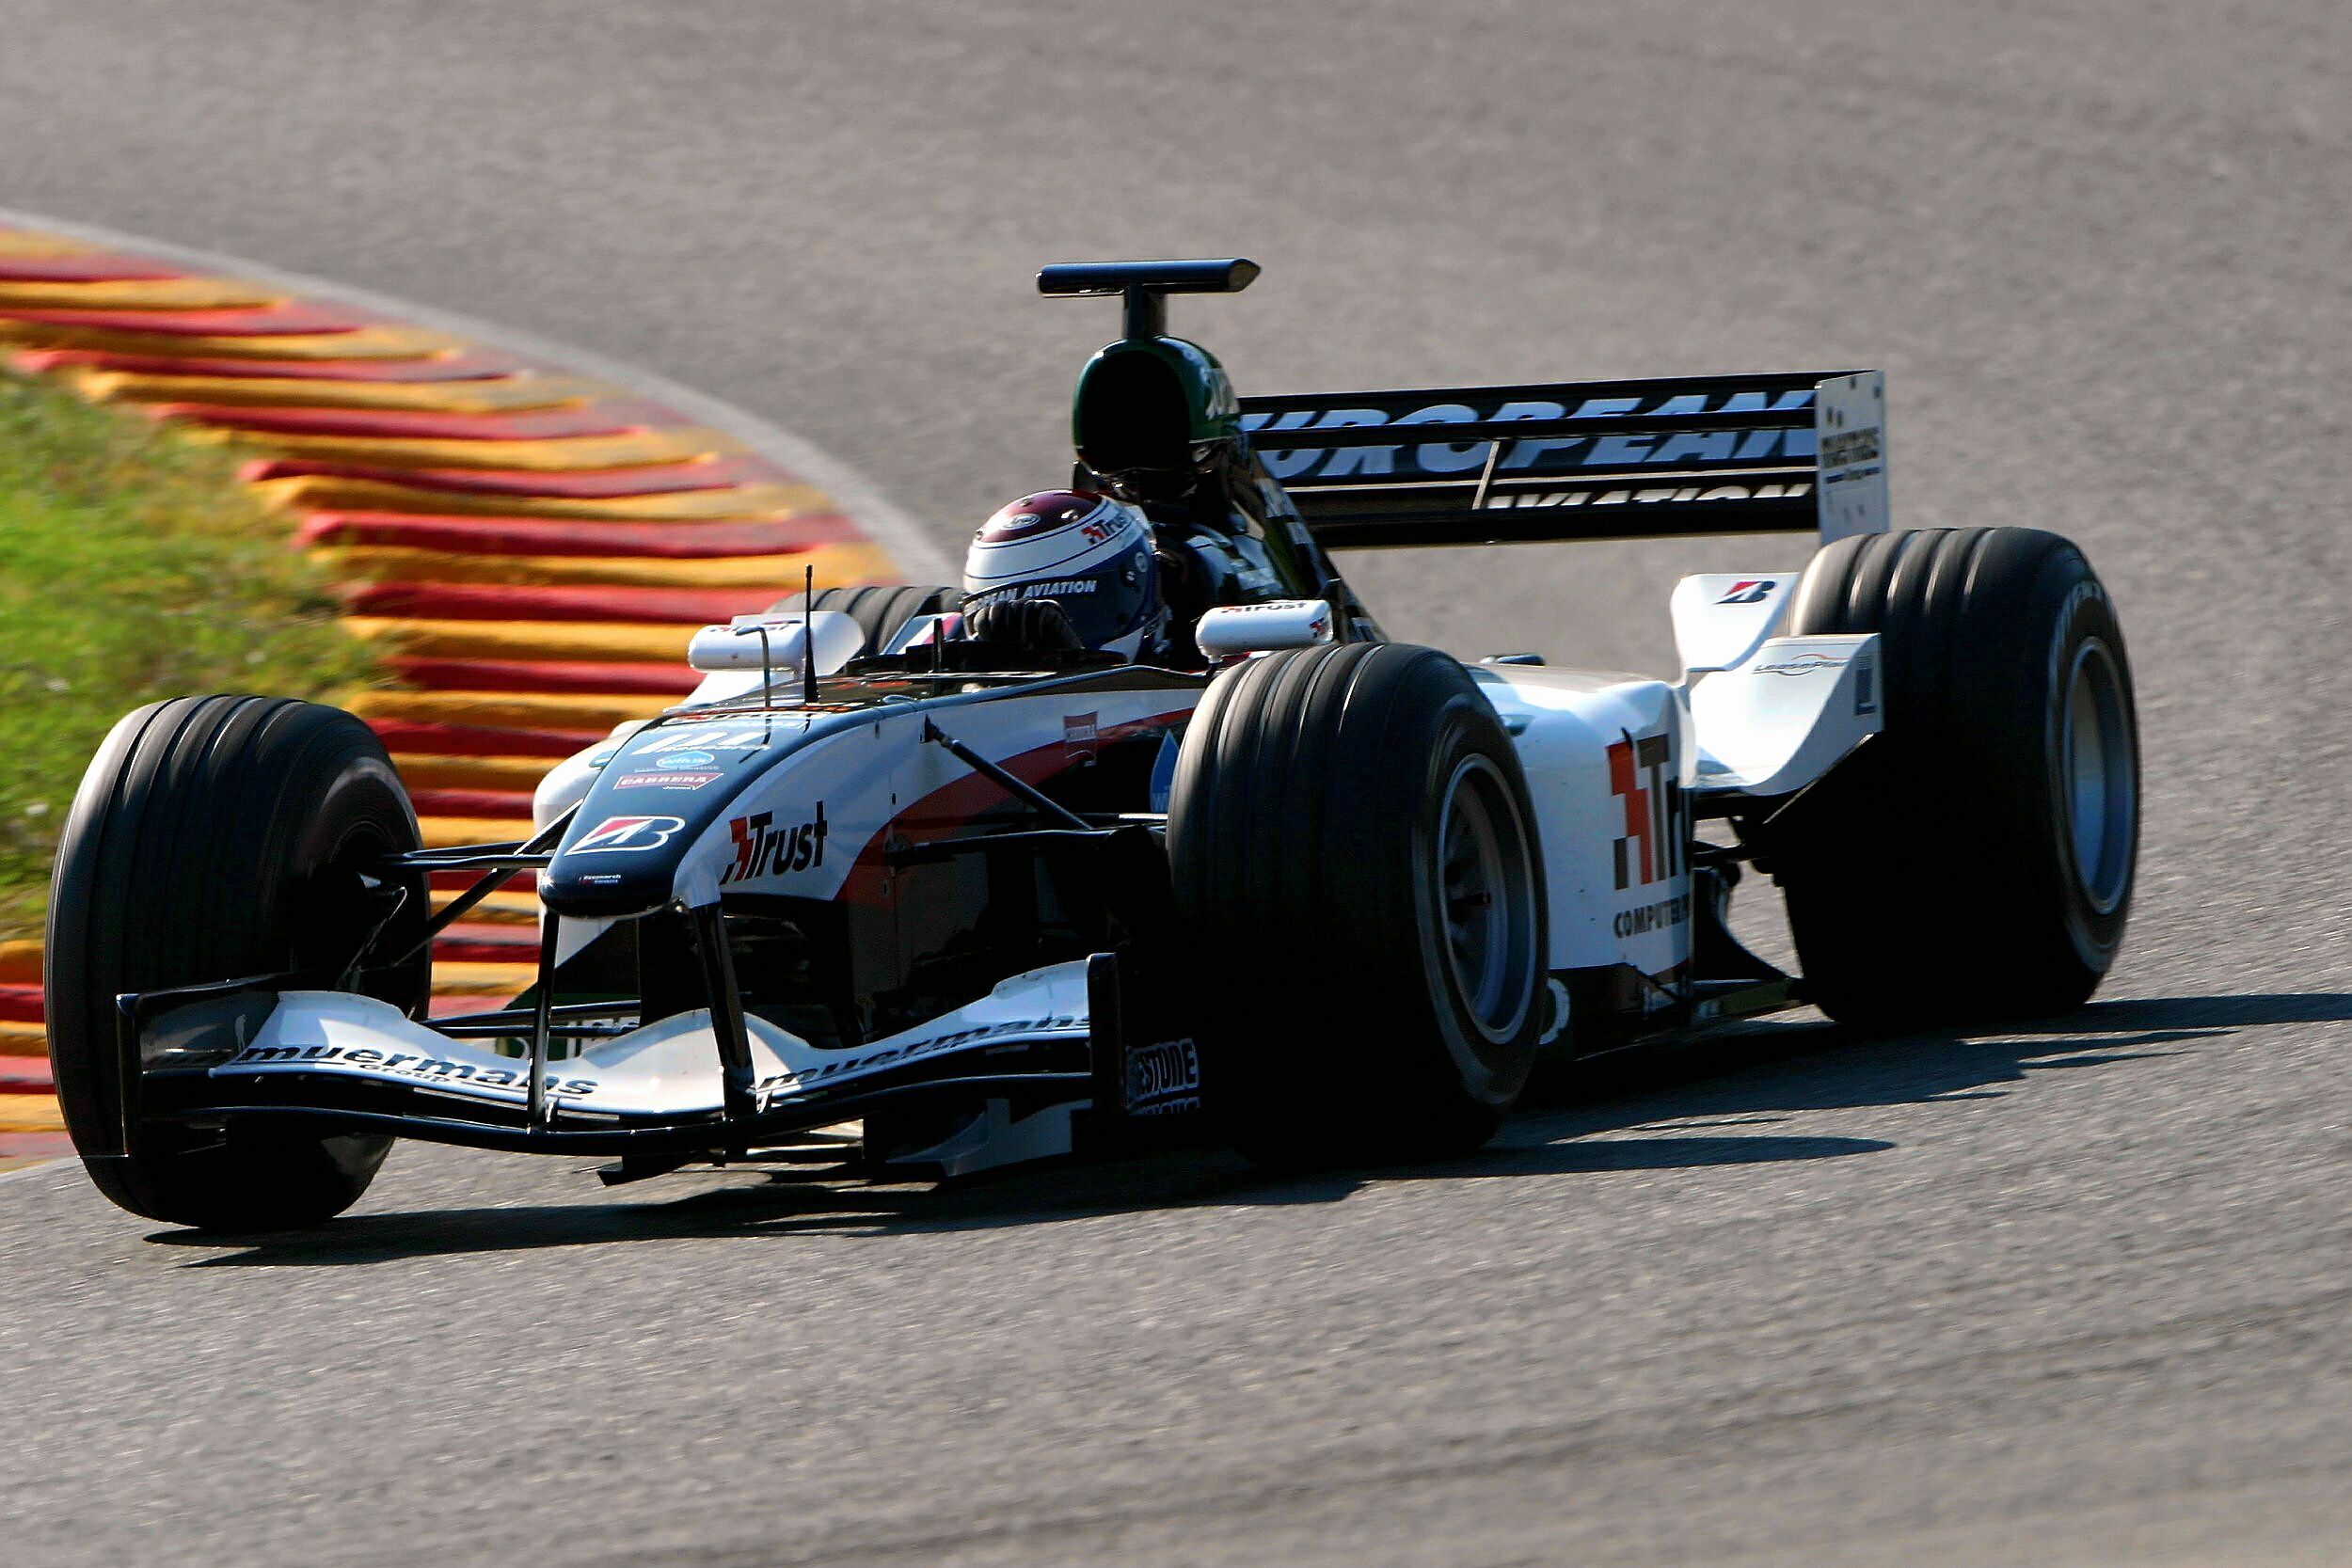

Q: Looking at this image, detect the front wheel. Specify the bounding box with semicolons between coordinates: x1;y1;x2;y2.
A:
45;696;429;1230
1168;643;1547;1167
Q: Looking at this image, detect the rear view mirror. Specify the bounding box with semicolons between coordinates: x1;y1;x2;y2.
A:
685;610;865;677
1194;599;1336;658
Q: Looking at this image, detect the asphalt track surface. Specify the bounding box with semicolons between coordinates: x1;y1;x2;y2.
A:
3;4;2348;1564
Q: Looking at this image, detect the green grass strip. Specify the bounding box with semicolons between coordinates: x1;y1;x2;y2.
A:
0;371;378;942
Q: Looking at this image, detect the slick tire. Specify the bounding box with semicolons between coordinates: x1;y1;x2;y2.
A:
45;697;430;1230
1169;642;1547;1167
1773;527;2138;1027
769;584;958;656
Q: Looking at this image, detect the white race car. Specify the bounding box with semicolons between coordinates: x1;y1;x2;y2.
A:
44;259;2137;1227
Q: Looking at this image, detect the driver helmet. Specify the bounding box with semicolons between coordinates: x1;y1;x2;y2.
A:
961;491;1165;658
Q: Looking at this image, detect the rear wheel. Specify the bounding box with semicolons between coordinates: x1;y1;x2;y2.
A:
769;583;958;656
45;696;429;1230
1772;527;2138;1026
1168;643;1546;1166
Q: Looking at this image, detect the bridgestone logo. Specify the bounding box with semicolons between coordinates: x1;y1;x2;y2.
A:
1124;1037;1201;1117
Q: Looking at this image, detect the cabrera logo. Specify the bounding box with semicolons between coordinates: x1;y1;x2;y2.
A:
570;815;686;854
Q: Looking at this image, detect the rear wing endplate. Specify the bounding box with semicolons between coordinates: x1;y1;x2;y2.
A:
1240;370;1888;548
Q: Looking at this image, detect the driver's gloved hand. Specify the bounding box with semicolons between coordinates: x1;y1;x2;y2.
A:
965;597;1085;652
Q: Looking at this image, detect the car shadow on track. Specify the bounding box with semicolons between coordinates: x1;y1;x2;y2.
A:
149;990;2345;1267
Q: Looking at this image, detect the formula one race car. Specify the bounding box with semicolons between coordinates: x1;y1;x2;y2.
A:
44;259;2139;1228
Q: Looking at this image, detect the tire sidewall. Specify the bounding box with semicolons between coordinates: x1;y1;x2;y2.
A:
1406;698;1545;1107
2032;568;2138;976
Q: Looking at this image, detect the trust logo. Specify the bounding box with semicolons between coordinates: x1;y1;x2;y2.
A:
722;803;829;884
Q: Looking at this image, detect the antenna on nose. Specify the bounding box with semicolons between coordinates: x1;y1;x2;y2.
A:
802;562;818;707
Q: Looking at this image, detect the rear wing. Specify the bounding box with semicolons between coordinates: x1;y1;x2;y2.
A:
1240;370;1888;548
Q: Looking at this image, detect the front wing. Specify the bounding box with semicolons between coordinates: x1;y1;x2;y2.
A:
119;957;1189;1158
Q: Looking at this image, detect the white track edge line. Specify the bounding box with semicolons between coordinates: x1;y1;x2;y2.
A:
0;205;959;583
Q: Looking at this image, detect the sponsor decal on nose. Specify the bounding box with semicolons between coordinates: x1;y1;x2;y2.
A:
570;815;687;853
720;802;829;885
612;770;723;791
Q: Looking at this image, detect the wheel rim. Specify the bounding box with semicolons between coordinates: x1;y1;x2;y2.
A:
2061;638;2135;913
1435;754;1540;1040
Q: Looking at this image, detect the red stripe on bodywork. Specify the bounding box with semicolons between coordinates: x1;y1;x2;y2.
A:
835;707;1196;909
